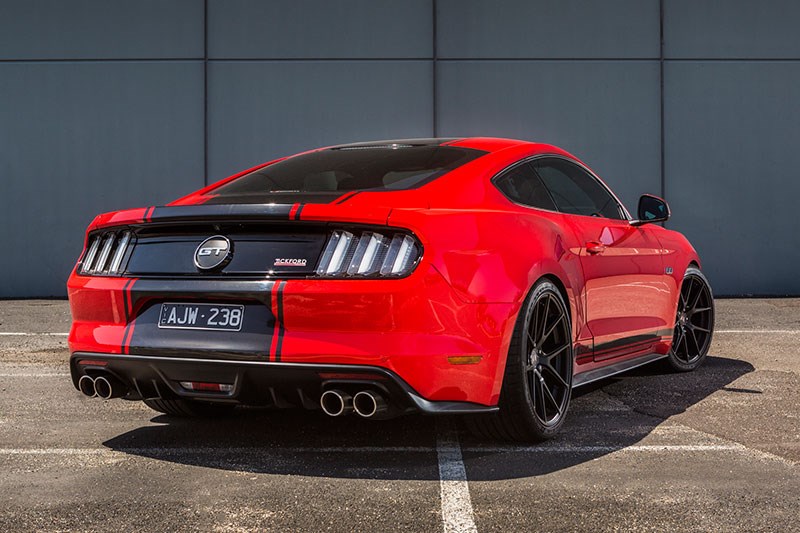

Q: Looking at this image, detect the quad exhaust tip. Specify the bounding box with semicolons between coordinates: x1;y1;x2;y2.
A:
94;376;116;400
320;389;353;417
78;374;126;400
78;375;96;398
353;390;387;419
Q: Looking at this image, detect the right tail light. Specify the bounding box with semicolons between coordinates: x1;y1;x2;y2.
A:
316;230;421;278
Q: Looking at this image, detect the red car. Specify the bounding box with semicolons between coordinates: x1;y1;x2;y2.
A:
68;137;714;441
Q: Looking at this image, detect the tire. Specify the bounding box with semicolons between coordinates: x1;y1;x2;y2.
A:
465;279;573;442
666;266;714;372
143;398;235;418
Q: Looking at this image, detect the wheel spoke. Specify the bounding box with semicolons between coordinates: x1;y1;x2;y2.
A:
543;344;568;360
527;331;537;350
539;296;551;340
691;306;712;315
529;301;541;347
542;363;569;389
541;379;562;416
687;327;701;357
542;314;564;343
536;370;547;421
682;330;693;360
673;327;685;354
527;368;537;407
689;278;703;311
682;278;695;310
693;325;711;333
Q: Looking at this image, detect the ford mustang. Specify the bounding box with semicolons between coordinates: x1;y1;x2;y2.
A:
67;137;714;441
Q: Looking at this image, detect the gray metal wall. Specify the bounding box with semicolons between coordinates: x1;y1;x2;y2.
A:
1;0;798;297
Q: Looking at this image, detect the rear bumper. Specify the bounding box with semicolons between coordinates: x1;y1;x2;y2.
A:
69;352;499;415
67;264;520;406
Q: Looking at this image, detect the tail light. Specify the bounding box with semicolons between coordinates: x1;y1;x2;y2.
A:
79;230;134;276
316;230;421;278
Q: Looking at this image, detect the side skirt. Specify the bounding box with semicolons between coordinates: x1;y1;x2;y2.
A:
572;352;668;388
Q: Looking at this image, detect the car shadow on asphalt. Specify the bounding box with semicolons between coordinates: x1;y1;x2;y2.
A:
103;355;753;481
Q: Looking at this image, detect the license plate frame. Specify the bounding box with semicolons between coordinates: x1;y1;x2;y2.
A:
157;302;245;332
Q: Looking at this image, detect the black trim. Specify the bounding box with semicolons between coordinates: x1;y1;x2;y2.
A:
592;329;672;356
274;281;286;361
328;138;460;149
69;352;499;415
128;279;276;308
334;191;359;204
293;204;304;221
202;191;348;206
490;154;633;221
573;352;668;388
148;204;294;223
122;278;134;323
120;278;136;354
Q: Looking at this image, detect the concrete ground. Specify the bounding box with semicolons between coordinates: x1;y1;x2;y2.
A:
0;299;797;532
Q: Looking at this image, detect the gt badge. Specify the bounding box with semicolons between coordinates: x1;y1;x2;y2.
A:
194;235;233;271
665;266;673;274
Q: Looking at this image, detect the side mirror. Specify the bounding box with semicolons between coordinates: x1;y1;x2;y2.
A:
631;194;670;226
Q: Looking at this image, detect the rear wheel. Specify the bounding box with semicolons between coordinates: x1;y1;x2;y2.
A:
666;266;714;372
465;279;573;442
144;398;235;418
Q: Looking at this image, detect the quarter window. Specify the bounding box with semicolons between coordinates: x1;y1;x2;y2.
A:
533;158;624;220
494;163;557;211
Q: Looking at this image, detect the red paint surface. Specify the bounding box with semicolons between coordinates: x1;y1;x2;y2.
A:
68;138;700;406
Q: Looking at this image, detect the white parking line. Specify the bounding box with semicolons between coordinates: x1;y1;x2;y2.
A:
0;447;435;455
0;442;793;466
0;373;69;377
436;419;478;533
715;329;800;334
0;332;68;336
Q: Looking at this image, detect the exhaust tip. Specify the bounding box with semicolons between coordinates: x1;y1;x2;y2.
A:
353;390;385;418
94;376;113;400
78;375;96;398
320;389;352;417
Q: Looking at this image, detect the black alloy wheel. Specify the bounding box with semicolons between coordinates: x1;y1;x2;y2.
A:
524;289;573;427
667;266;714;371
465;279;573;441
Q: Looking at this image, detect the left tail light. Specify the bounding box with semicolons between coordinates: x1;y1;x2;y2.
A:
79;230;133;276
316;230;421;278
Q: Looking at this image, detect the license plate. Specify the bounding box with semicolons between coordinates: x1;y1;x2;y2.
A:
157;303;244;332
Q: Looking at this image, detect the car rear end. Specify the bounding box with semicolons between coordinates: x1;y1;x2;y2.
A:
67;140;512;418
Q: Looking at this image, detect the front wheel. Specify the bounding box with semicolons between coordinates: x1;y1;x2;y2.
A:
465;279;573;442
666;266;714;372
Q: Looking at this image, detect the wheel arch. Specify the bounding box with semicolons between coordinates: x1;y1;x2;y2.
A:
490;271;575;404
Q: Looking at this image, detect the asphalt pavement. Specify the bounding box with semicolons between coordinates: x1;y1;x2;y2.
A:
0;298;797;532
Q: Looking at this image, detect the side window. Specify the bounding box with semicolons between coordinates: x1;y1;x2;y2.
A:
533;158;624;220
494;163;557;211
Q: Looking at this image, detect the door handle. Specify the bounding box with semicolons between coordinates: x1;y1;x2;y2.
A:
586;241;606;254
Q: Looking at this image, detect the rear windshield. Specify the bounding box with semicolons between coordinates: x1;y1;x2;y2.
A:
212;145;486;196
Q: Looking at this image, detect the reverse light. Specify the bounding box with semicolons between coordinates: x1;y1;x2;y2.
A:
180;381;234;393
79;230;133;276
316;230;421;278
